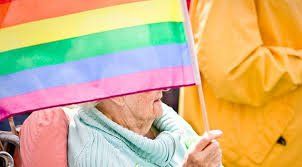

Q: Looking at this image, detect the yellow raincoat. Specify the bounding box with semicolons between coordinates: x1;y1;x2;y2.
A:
179;0;302;166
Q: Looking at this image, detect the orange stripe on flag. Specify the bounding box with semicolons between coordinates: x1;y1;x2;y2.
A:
0;0;143;28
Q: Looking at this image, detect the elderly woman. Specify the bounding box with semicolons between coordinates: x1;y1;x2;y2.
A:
67;90;222;167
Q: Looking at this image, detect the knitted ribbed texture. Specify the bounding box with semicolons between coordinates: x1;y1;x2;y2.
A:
68;103;198;167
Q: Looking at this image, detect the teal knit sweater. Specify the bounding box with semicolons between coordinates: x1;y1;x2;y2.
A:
67;103;198;167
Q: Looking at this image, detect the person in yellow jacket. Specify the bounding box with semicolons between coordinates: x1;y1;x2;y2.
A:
179;0;302;166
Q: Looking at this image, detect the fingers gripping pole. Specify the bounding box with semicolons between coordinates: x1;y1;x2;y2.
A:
180;0;213;132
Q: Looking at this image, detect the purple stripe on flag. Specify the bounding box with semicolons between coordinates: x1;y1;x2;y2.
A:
0;66;195;120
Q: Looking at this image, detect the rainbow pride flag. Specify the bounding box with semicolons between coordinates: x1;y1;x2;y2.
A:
0;0;196;120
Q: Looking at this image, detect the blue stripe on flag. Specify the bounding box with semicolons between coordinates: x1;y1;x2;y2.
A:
0;43;191;98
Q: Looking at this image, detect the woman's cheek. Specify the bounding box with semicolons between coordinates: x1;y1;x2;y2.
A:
153;101;163;115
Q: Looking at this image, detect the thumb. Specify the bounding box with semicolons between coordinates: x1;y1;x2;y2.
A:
207;130;223;140
192;130;222;152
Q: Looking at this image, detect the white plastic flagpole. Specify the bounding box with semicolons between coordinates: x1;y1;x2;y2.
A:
180;0;212;133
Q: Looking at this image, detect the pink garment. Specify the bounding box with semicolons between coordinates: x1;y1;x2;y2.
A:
20;108;68;167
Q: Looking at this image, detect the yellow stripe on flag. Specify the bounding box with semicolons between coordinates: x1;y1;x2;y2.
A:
0;0;183;52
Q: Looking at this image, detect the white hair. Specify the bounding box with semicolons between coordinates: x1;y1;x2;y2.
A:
65;101;100;109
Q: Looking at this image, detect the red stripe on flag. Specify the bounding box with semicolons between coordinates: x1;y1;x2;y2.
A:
0;0;143;28
0;0;13;4
0;1;10;26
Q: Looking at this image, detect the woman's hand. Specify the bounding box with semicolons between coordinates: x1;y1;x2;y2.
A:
183;130;223;167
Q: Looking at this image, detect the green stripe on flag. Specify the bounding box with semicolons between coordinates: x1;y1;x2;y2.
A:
0;22;186;76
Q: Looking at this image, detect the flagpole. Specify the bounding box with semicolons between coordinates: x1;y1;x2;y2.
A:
180;0;210;133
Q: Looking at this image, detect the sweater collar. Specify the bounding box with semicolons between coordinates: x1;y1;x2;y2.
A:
78;106;178;166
